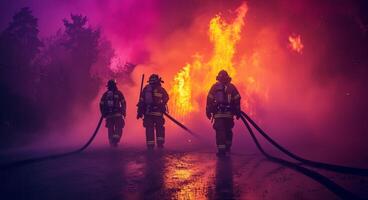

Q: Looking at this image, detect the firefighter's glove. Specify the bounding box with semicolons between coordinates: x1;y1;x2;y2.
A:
235;111;241;120
101;112;107;118
235;114;241;120
159;104;167;113
137;113;143;119
206;111;212;120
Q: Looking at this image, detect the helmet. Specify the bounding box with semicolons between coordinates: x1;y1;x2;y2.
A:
148;74;164;85
107;79;117;90
216;70;231;83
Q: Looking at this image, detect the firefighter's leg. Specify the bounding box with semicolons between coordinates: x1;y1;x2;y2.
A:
225;119;235;152
108;127;115;145
155;116;165;148
214;118;227;156
143;116;155;149
225;130;233;152
113;116;124;145
106;118;115;145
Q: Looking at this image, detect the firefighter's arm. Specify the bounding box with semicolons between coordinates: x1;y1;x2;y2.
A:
161;87;169;105
158;87;169;113
206;86;215;119
99;93;107;117
232;85;242;118
120;92;127;117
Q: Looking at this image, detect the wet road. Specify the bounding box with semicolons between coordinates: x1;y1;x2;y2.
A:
1;147;367;200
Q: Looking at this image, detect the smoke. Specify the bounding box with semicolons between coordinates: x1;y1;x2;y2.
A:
0;0;367;164
239;0;368;163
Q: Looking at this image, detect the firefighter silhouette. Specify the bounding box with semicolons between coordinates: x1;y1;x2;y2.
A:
137;74;169;150
206;70;241;156
100;79;126;147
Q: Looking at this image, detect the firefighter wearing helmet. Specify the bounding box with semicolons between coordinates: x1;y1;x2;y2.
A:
100;79;126;147
137;74;169;150
206;70;241;156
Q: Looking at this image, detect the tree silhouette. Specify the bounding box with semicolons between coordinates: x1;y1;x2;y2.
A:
0;7;42;69
61;14;101;105
0;7;43;146
35;14;102;125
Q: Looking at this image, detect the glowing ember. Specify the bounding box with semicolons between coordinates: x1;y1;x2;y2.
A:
288;34;304;54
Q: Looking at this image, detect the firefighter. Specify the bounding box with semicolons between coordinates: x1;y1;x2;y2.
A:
137;74;169;150
100;79;126;147
206;70;241;156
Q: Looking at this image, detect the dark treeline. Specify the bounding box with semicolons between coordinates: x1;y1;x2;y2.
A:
0;7;133;148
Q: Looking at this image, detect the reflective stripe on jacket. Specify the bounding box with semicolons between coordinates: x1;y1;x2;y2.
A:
213;112;233;118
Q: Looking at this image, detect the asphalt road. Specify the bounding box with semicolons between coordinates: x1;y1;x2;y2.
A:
1;147;367;200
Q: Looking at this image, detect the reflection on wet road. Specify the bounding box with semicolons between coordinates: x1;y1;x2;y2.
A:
1;148;367;199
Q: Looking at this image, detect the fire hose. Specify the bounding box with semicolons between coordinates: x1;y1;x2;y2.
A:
239;114;360;200
165;110;368;175
163;112;201;139
164;111;363;199
0;116;103;170
241;111;368;176
1;112;202;170
163;112;209;145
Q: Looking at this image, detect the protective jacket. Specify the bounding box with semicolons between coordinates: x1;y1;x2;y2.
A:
138;84;169;117
100;89;126;118
206;82;241;119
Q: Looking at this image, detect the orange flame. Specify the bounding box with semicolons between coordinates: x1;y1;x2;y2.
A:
288;34;304;54
169;64;194;117
169;3;267;118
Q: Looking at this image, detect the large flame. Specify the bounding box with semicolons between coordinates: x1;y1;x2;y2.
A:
169;64;194;117
169;3;267;119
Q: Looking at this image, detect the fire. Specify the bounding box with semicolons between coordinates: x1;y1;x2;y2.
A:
207;6;245;79
169;64;194;117
169;3;267;118
288;34;304;54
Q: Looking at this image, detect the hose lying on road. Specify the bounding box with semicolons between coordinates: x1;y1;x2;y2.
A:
239;114;361;200
2;113;202;170
0;116;103;170
241;111;368;176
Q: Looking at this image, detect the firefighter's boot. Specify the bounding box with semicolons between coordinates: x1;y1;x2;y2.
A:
225;146;231;153
216;149;226;157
